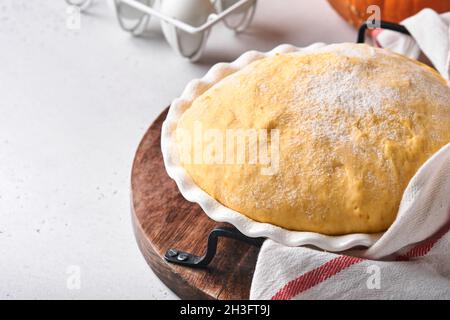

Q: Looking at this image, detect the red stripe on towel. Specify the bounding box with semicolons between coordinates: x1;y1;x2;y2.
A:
271;222;449;300
397;222;450;261
271;255;364;300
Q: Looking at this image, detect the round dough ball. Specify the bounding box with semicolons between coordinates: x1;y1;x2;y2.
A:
176;43;450;235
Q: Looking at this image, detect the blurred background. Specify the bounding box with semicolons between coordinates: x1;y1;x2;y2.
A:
0;0;358;299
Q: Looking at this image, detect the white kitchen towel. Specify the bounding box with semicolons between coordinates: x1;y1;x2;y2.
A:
375;9;450;81
253;223;450;300
250;10;450;300
251;144;450;300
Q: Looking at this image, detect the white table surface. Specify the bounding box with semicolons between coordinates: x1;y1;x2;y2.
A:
0;0;355;299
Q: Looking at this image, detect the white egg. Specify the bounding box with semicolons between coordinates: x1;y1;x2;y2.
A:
216;0;251;13
116;0;150;20
114;0;155;34
215;0;256;31
160;0;215;59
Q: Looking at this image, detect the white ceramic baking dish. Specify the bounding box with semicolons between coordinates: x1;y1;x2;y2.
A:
161;43;385;251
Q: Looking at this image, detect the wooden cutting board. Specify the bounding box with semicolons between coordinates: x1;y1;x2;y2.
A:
130;108;260;300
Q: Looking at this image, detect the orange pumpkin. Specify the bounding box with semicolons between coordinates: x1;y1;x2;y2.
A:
328;0;450;28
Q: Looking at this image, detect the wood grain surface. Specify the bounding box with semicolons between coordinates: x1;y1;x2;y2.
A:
131;108;260;300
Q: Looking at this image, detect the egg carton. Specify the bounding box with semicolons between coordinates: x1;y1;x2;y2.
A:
66;0;258;61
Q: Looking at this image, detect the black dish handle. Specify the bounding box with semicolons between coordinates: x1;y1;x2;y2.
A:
357;20;410;44
164;227;264;268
